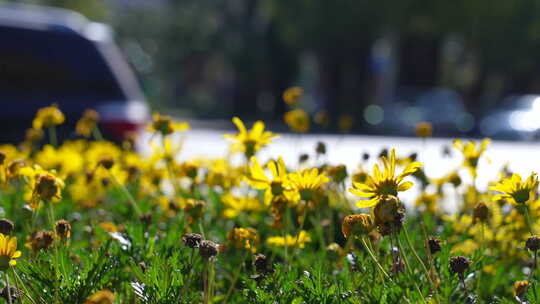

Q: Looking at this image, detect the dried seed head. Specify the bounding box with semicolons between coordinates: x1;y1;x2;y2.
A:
199;240;219;260
28;230;54;252
138;262;147;273
0;286;19;302
473;202;489;224
139;213;152;226
326;243;344;262
253;254;269;273
341;214;374;239
35;174;59;201
449;256;471;275
316;142;326;155
182;233;203;249
513;280;530;297
55;219;71;239
391;260;405;274
362;152;370;162
526;235;540;252
428;238;442;255
373;195;405;236
0;219;14;235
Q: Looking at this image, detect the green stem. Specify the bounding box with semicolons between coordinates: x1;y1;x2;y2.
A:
198;221;206;239
48;125;57;148
180;249;196;300
12;269;38;304
395;235;428;303
223;251;249;303
524;207;535;235
5;271;12;304
92;126;104;141
402;224;437;290
109;171;142;217
360;237;392;281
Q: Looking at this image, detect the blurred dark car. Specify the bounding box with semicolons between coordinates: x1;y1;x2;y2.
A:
371;87;475;137
0;4;149;142
479;95;540;140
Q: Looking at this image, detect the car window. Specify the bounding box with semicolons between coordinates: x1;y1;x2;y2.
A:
0;25;127;103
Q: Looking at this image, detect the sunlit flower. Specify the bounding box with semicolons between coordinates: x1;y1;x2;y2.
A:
514;280;529;298
286;168;329;201
19;166;65;209
453;138;490;178
224;117;278;157
85;289;115;304
284;109;310;133
76;109;100;138
0;233;21;270
221;193;263;219
246;156;289;205
32;104;65;130
338;114;354;133
414;192;438;214
267;230;311;248
491;173;538;205
227;227;259;253
349;149;421;208
282;86;303;106
314;110;330;127
147;113;189;136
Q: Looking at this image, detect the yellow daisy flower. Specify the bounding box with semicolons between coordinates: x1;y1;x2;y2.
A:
147;113;189;136
453;138;490;178
246;156;289;205
32;104;65;130
282;86;303;106
286;168;329;201
491;173;539;205
284;109;310;133
349;148;421;208
224;117;278;157
0;233;21;270
267;230;311;248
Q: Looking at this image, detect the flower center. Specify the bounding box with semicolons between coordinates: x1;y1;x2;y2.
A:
513;189;530;204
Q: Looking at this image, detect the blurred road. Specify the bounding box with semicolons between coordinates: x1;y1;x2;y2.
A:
138;127;540;211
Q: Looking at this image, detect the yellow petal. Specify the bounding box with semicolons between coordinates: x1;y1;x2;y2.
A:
397;181;413;191
232;117;247;135
355;199;378;208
